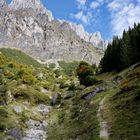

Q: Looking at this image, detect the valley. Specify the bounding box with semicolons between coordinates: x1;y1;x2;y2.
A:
0;48;140;140
0;0;140;140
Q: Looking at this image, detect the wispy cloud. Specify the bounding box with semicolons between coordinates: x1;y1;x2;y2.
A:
108;0;140;36
71;0;140;38
71;11;92;24
90;1;100;9
76;0;86;6
90;0;108;9
70;0;93;25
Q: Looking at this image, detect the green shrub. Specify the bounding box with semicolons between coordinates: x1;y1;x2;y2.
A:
77;61;93;77
18;68;37;85
59;82;69;89
12;87;50;104
68;82;76;91
77;61;98;86
0;108;8;119
80;76;99;87
0;123;6;131
54;69;61;78
57;111;65;124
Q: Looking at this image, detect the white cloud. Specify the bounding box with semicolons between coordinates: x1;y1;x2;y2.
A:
90;0;108;9
76;0;86;6
90;1;100;9
71;11;92;24
108;1;123;11
70;0;93;25
108;0;140;36
76;0;87;10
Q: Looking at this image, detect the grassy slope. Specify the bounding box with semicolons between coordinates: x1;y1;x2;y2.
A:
0;48;140;140
47;91;102;140
104;64;140;140
0;48;41;67
0;49;80;139
0;51;51;138
47;63;140;140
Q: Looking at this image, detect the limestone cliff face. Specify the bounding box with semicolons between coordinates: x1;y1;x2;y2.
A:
9;0;54;22
68;23;108;50
0;0;104;64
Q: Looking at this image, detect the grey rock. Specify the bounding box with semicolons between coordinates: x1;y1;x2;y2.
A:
63;91;75;99
112;75;122;84
40;87;48;94
50;93;61;106
10;0;54;22
0;0;6;7
37;104;51;115
32;71;44;79
7;128;23;140
68;23;108;50
81;86;105;100
13;105;23;113
22;119;47;140
0;69;3;74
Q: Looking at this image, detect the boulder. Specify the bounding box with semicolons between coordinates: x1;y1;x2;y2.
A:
37;104;51;115
13;105;23;113
7;128;23;140
22;119;48;140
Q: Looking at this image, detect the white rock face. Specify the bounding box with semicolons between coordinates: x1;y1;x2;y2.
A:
0;0;6;7
69;23;108;50
10;0;54;21
0;0;104;65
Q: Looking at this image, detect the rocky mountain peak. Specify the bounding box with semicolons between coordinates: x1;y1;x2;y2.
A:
9;0;54;21
68;22;108;50
0;0;7;7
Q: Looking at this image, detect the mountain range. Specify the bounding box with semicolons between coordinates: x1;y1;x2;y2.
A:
0;0;108;64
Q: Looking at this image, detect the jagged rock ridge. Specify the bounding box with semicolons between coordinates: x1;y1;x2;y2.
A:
68;23;108;50
0;0;104;64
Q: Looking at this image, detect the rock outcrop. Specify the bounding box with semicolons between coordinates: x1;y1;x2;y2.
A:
0;0;6;7
10;0;54;22
68;23;108;50
0;0;104;65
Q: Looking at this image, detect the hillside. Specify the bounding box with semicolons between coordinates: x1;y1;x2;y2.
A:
0;48;41;67
0;48;140;140
47;63;140;140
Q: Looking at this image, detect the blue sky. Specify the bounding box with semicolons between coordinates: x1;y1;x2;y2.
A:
6;0;140;40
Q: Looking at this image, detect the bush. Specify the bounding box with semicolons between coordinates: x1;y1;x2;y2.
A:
0;108;8;118
68;82;76;91
80;76;99;87
54;69;61;78
77;61;97;86
13;88;50;105
59;82;69;89
0;123;6;131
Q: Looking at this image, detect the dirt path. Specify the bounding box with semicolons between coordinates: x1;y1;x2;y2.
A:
97;97;109;140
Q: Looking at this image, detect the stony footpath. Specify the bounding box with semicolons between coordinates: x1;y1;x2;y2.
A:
97;97;109;140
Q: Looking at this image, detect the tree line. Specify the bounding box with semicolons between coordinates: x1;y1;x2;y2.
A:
100;23;140;72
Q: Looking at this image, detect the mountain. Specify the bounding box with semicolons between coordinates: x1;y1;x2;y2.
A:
68;23;108;50
0;0;106;65
9;0;54;22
